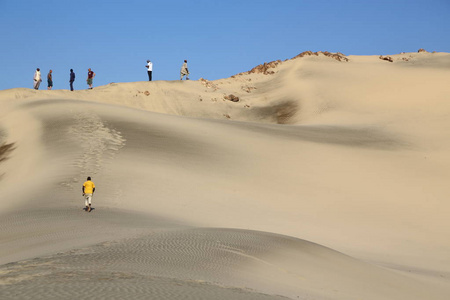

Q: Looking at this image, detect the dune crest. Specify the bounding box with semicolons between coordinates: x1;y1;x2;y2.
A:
1;52;450;299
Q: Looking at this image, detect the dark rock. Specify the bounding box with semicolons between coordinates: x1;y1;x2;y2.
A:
224;94;240;102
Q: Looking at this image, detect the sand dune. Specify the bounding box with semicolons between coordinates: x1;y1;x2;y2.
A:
2;228;445;300
1;51;450;299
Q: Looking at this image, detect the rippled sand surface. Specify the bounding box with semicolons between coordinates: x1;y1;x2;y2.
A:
1;52;450;299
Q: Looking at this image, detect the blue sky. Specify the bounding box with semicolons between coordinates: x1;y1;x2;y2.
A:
0;0;449;90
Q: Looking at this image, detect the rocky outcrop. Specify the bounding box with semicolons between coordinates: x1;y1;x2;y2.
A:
379;55;394;62
293;51;349;62
418;48;428;53
224;94;240;102
247;60;282;75
234;51;349;77
199;78;219;90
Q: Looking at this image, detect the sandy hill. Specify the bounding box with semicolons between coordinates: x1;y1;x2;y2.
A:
1;51;450;299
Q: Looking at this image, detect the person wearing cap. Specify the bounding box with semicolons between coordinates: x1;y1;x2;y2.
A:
180;60;189;80
33;68;42;90
145;59;153;81
82;176;96;212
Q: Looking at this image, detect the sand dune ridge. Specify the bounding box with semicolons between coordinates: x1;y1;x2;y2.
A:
1;51;450;299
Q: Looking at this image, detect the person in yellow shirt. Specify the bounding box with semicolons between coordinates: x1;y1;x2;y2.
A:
82;176;96;212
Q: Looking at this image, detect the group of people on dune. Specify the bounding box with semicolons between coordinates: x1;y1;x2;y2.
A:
32;59;189;91
33;68;94;91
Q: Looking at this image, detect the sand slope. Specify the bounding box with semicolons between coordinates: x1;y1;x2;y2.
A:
1;51;450;299
2;228;445;300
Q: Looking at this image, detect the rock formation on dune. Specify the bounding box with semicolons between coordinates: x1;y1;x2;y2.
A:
237;49;438;77
235;51;349;77
246;60;283;75
292;50;349;62
199;78;219;91
379;55;394;62
224;94;240;102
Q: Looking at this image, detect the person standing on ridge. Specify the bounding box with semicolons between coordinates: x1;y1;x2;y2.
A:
146;59;153;81
86;68;95;89
82;176;96;212
33;68;42;90
69;69;75;91
180;60;189;80
47;70;53;90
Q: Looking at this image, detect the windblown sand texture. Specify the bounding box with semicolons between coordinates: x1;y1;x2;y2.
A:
1;51;450;299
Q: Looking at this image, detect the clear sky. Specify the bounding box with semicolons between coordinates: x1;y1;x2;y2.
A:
0;0;449;90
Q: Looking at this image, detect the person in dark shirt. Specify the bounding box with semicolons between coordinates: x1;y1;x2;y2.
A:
69;69;75;91
87;68;95;89
47;70;53;90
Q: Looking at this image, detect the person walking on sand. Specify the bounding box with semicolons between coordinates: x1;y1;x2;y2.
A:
47;70;53;90
180;60;189;80
69;69;75;91
87;68;95;89
82;176;96;212
145;59;153;81
33;68;42;90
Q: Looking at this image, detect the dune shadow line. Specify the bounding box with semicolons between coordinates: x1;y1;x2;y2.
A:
0;142;15;163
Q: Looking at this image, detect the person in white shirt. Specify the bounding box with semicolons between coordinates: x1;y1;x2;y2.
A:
33;68;42;90
145;60;153;81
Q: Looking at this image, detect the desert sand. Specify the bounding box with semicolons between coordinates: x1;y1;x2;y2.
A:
1;51;450;299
